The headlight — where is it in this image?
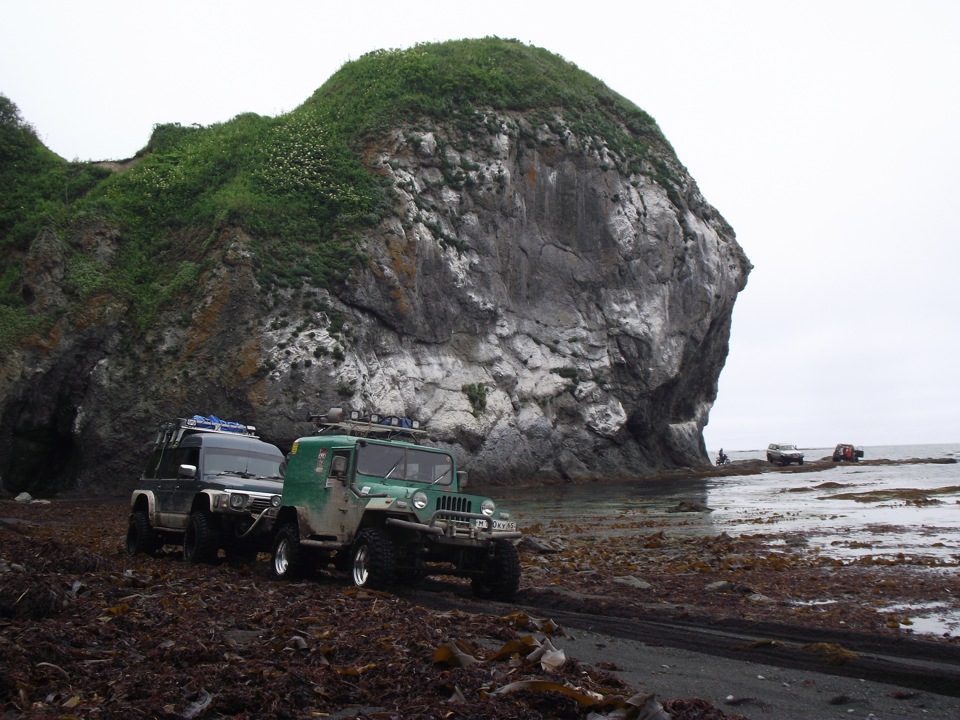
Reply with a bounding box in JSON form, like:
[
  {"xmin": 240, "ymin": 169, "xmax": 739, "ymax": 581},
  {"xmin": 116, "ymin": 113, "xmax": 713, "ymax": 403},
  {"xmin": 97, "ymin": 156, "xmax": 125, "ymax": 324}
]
[
  {"xmin": 270, "ymin": 495, "xmax": 282, "ymax": 508},
  {"xmin": 481, "ymin": 499, "xmax": 495, "ymax": 516},
  {"xmin": 229, "ymin": 493, "xmax": 247, "ymax": 510},
  {"xmin": 412, "ymin": 491, "xmax": 428, "ymax": 510}
]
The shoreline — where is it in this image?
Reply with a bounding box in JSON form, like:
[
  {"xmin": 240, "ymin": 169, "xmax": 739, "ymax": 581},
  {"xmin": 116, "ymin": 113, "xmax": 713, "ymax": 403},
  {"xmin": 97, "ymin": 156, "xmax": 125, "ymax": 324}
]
[{"xmin": 476, "ymin": 455, "xmax": 958, "ymax": 492}]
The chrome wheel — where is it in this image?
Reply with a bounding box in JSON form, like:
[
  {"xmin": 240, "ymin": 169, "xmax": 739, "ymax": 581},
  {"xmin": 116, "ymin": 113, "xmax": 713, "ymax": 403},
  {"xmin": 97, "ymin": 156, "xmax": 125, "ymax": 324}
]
[
  {"xmin": 273, "ymin": 536, "xmax": 291, "ymax": 576},
  {"xmin": 352, "ymin": 543, "xmax": 370, "ymax": 586},
  {"xmin": 349, "ymin": 529, "xmax": 395, "ymax": 589},
  {"xmin": 270, "ymin": 524, "xmax": 304, "ymax": 580}
]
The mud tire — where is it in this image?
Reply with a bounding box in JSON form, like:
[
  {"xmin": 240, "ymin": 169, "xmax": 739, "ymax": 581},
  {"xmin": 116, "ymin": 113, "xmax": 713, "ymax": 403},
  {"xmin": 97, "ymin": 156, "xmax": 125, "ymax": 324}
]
[
  {"xmin": 184, "ymin": 511, "xmax": 220, "ymax": 564},
  {"xmin": 126, "ymin": 511, "xmax": 159, "ymax": 557},
  {"xmin": 471, "ymin": 539, "xmax": 521, "ymax": 601},
  {"xmin": 351, "ymin": 528, "xmax": 395, "ymax": 589}
]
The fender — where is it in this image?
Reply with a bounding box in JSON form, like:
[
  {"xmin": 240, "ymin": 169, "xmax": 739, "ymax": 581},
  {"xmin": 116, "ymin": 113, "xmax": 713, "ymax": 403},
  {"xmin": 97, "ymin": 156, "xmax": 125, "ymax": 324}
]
[
  {"xmin": 129, "ymin": 490, "xmax": 158, "ymax": 524},
  {"xmin": 192, "ymin": 490, "xmax": 216, "ymax": 513}
]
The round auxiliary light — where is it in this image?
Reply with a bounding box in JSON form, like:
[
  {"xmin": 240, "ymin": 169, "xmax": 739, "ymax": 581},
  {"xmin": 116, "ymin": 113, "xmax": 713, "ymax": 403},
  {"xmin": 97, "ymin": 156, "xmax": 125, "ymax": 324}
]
[
  {"xmin": 412, "ymin": 491, "xmax": 428, "ymax": 510},
  {"xmin": 481, "ymin": 499, "xmax": 495, "ymax": 516},
  {"xmin": 229, "ymin": 493, "xmax": 247, "ymax": 510}
]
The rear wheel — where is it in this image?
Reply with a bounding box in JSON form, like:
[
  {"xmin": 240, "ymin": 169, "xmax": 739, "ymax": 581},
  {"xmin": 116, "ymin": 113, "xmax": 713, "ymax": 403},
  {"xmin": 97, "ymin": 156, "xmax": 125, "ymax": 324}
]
[
  {"xmin": 351, "ymin": 528, "xmax": 395, "ymax": 589},
  {"xmin": 184, "ymin": 511, "xmax": 220, "ymax": 563},
  {"xmin": 472, "ymin": 539, "xmax": 521, "ymax": 601},
  {"xmin": 126, "ymin": 511, "xmax": 158, "ymax": 557}
]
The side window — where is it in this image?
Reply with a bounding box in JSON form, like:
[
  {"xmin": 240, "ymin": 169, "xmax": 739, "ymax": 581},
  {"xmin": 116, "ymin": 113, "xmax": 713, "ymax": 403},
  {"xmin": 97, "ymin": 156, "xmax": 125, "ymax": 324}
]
[
  {"xmin": 143, "ymin": 449, "xmax": 163, "ymax": 478},
  {"xmin": 157, "ymin": 447, "xmax": 199, "ymax": 479},
  {"xmin": 182, "ymin": 447, "xmax": 200, "ymax": 474},
  {"xmin": 332, "ymin": 450, "xmax": 351, "ymax": 475}
]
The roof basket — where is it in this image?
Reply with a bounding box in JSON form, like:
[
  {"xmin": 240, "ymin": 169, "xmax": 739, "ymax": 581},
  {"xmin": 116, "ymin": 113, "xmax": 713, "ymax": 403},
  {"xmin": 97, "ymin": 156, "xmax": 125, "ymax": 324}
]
[
  {"xmin": 308, "ymin": 407, "xmax": 426, "ymax": 442},
  {"xmin": 155, "ymin": 414, "xmax": 258, "ymax": 447}
]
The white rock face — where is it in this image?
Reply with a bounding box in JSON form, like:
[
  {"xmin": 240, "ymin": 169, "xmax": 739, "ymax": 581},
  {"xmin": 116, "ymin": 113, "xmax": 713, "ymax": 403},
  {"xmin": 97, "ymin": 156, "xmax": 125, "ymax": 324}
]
[{"xmin": 259, "ymin": 112, "xmax": 751, "ymax": 483}]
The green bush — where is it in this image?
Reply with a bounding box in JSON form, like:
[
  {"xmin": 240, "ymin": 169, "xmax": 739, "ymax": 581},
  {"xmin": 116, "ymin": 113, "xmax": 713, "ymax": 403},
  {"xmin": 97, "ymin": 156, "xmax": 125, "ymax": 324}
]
[{"xmin": 462, "ymin": 383, "xmax": 488, "ymax": 414}]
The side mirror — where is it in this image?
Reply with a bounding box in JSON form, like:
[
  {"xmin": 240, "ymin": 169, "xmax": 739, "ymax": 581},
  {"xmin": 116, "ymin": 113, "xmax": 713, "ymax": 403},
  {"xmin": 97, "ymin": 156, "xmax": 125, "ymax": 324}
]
[
  {"xmin": 331, "ymin": 455, "xmax": 348, "ymax": 478},
  {"xmin": 457, "ymin": 470, "xmax": 468, "ymax": 488},
  {"xmin": 178, "ymin": 464, "xmax": 197, "ymax": 479}
]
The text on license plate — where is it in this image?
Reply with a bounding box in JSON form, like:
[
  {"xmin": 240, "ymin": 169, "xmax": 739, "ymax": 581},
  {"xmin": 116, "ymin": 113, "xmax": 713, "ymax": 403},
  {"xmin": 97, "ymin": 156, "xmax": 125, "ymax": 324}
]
[{"xmin": 474, "ymin": 518, "xmax": 517, "ymax": 531}]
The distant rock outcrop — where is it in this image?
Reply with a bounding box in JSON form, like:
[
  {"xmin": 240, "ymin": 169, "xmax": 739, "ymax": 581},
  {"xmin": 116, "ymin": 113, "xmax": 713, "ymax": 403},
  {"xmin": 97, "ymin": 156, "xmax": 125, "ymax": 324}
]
[{"xmin": 0, "ymin": 45, "xmax": 750, "ymax": 496}]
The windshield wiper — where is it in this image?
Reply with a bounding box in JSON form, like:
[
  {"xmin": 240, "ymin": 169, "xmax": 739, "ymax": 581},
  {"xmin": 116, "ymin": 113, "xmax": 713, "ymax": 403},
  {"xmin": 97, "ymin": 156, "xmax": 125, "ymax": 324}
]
[
  {"xmin": 432, "ymin": 468, "xmax": 451, "ymax": 485},
  {"xmin": 383, "ymin": 458, "xmax": 403, "ymax": 479}
]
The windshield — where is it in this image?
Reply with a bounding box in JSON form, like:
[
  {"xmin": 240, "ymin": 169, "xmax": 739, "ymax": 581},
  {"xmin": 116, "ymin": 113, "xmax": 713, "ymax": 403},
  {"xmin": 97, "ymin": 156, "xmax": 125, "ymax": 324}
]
[
  {"xmin": 781, "ymin": 445, "xmax": 798, "ymax": 451},
  {"xmin": 204, "ymin": 448, "xmax": 284, "ymax": 478},
  {"xmin": 356, "ymin": 444, "xmax": 453, "ymax": 485}
]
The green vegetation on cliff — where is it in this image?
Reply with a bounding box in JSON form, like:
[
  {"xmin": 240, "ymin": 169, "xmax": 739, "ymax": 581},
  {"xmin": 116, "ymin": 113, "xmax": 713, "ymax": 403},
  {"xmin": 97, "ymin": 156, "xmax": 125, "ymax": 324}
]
[
  {"xmin": 0, "ymin": 95, "xmax": 110, "ymax": 293},
  {"xmin": 1, "ymin": 38, "xmax": 676, "ymax": 350}
]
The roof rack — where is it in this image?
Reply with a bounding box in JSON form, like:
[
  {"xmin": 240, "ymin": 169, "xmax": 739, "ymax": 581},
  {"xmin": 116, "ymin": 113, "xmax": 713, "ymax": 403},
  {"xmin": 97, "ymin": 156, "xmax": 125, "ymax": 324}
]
[
  {"xmin": 155, "ymin": 415, "xmax": 258, "ymax": 448},
  {"xmin": 308, "ymin": 407, "xmax": 427, "ymax": 442}
]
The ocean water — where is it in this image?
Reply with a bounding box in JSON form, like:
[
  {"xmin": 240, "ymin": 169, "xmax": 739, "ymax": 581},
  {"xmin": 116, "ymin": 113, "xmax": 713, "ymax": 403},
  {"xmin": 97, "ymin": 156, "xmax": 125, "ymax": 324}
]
[
  {"xmin": 502, "ymin": 443, "xmax": 960, "ymax": 637},
  {"xmin": 713, "ymin": 443, "xmax": 960, "ymax": 464}
]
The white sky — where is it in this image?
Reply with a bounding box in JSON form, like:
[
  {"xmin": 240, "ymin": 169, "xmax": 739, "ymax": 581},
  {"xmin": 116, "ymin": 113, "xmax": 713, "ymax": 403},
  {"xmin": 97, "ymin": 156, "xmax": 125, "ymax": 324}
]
[{"xmin": 3, "ymin": 0, "xmax": 958, "ymax": 452}]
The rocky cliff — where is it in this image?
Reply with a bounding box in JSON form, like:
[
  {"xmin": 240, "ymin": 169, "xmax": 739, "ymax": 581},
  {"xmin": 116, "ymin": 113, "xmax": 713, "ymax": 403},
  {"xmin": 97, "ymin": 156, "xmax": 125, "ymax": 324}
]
[{"xmin": 0, "ymin": 40, "xmax": 750, "ymax": 495}]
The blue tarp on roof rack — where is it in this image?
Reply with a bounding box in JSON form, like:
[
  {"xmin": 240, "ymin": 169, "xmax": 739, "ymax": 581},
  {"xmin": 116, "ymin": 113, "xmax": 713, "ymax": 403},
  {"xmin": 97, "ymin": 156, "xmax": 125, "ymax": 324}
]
[
  {"xmin": 378, "ymin": 415, "xmax": 414, "ymax": 429},
  {"xmin": 192, "ymin": 415, "xmax": 247, "ymax": 433}
]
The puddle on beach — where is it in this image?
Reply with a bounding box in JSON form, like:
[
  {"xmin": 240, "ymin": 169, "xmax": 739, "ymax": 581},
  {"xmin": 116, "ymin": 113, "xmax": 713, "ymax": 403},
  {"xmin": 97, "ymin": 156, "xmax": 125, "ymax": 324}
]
[
  {"xmin": 501, "ymin": 452, "xmax": 960, "ymax": 637},
  {"xmin": 882, "ymin": 601, "xmax": 960, "ymax": 636}
]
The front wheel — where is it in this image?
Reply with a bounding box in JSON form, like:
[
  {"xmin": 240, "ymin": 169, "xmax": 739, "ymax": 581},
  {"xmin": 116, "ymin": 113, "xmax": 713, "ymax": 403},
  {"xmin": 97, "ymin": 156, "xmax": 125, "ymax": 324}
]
[
  {"xmin": 184, "ymin": 511, "xmax": 220, "ymax": 564},
  {"xmin": 271, "ymin": 524, "xmax": 305, "ymax": 580},
  {"xmin": 351, "ymin": 528, "xmax": 395, "ymax": 589},
  {"xmin": 126, "ymin": 511, "xmax": 159, "ymax": 557},
  {"xmin": 472, "ymin": 539, "xmax": 521, "ymax": 601}
]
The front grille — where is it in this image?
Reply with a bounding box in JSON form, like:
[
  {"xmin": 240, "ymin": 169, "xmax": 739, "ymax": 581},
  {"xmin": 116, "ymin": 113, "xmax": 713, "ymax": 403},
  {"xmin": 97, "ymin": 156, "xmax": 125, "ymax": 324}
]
[
  {"xmin": 436, "ymin": 495, "xmax": 472, "ymax": 514},
  {"xmin": 248, "ymin": 497, "xmax": 273, "ymax": 514}
]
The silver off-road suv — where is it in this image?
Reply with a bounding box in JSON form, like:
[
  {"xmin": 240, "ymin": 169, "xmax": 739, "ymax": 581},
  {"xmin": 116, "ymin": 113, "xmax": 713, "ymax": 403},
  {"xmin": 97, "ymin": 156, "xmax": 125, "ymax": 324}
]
[
  {"xmin": 767, "ymin": 443, "xmax": 805, "ymax": 466},
  {"xmin": 126, "ymin": 415, "xmax": 285, "ymax": 563}
]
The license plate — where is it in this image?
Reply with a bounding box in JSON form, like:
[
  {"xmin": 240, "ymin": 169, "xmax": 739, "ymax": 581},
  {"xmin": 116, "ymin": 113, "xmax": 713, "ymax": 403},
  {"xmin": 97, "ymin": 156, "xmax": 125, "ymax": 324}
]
[{"xmin": 475, "ymin": 518, "xmax": 517, "ymax": 531}]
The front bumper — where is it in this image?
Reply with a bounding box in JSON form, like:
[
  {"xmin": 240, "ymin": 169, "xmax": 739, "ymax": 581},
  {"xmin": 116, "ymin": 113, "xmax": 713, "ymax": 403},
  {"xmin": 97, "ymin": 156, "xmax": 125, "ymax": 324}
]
[{"xmin": 386, "ymin": 509, "xmax": 521, "ymax": 542}]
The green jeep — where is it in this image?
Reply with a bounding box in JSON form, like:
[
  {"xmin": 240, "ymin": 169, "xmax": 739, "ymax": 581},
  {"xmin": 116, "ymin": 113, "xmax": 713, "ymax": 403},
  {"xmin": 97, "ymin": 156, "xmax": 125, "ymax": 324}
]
[{"xmin": 270, "ymin": 408, "xmax": 522, "ymax": 601}]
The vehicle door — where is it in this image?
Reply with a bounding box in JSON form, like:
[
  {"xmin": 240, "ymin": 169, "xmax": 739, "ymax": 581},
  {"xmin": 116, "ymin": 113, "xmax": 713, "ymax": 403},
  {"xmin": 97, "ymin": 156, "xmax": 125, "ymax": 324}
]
[
  {"xmin": 155, "ymin": 443, "xmax": 200, "ymax": 530},
  {"xmin": 297, "ymin": 445, "xmax": 361, "ymax": 543}
]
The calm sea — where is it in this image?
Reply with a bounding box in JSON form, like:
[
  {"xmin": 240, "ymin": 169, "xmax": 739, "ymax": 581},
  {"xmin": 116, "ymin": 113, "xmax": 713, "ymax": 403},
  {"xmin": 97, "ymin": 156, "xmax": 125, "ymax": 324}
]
[
  {"xmin": 713, "ymin": 442, "xmax": 960, "ymax": 463},
  {"xmin": 502, "ymin": 443, "xmax": 960, "ymax": 636}
]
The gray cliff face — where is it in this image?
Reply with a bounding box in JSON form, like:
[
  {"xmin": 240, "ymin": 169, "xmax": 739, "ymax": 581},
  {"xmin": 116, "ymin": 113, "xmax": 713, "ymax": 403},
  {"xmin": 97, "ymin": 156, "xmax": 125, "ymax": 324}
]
[
  {"xmin": 0, "ymin": 112, "xmax": 749, "ymax": 496},
  {"xmin": 255, "ymin": 113, "xmax": 749, "ymax": 484}
]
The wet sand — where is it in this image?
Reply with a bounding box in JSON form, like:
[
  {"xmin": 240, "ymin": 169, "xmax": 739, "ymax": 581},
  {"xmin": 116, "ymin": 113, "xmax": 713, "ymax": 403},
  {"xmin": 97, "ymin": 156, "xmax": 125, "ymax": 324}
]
[{"xmin": 483, "ymin": 454, "xmax": 960, "ymax": 717}]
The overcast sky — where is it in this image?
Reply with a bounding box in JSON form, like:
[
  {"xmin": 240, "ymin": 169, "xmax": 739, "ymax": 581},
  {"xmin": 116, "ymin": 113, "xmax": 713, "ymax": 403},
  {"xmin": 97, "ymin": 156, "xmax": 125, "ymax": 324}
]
[{"xmin": 3, "ymin": 1, "xmax": 958, "ymax": 452}]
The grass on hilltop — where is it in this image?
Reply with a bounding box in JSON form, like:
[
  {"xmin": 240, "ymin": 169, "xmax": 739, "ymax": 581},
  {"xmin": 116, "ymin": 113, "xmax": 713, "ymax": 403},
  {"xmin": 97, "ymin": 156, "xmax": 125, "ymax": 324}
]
[{"xmin": 0, "ymin": 38, "xmax": 675, "ymax": 349}]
